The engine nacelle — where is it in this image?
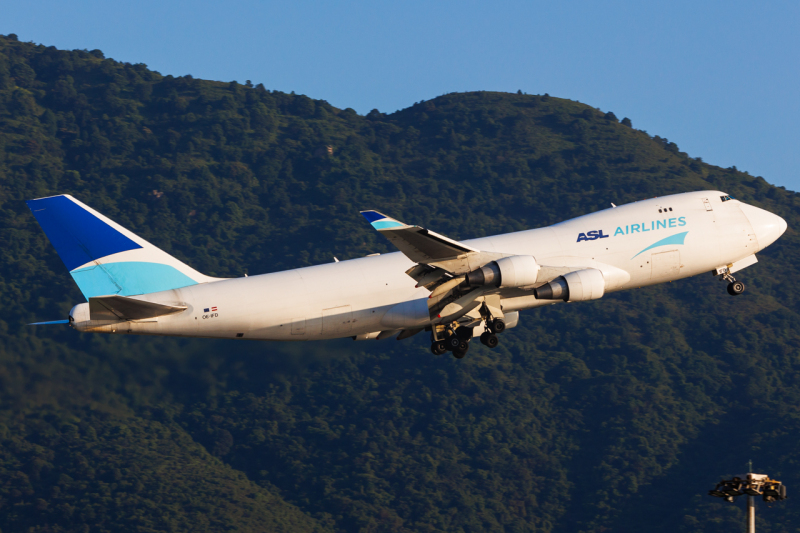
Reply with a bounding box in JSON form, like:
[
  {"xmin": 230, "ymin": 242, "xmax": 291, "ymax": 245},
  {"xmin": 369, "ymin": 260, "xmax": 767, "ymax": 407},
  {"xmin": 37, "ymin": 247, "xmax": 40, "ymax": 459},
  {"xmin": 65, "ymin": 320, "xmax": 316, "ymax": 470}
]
[
  {"xmin": 533, "ymin": 268, "xmax": 605, "ymax": 302},
  {"xmin": 464, "ymin": 255, "xmax": 539, "ymax": 289}
]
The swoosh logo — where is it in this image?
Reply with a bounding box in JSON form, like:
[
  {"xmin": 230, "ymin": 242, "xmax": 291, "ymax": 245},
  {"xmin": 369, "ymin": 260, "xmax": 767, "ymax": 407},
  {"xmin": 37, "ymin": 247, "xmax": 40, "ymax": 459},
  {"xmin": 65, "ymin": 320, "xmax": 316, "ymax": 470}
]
[{"xmin": 631, "ymin": 231, "xmax": 689, "ymax": 259}]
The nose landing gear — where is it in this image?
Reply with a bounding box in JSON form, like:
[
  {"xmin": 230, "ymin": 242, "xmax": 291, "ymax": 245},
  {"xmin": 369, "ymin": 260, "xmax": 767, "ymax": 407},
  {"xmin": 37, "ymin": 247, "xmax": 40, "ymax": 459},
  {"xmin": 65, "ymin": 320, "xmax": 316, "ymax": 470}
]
[
  {"xmin": 717, "ymin": 267, "xmax": 746, "ymax": 296},
  {"xmin": 727, "ymin": 280, "xmax": 746, "ymax": 296}
]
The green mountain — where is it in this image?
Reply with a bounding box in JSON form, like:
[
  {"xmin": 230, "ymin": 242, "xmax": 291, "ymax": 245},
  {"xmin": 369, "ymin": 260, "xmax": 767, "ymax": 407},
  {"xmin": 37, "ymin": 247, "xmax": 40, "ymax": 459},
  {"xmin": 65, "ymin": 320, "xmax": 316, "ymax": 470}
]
[{"xmin": 1, "ymin": 33, "xmax": 799, "ymax": 532}]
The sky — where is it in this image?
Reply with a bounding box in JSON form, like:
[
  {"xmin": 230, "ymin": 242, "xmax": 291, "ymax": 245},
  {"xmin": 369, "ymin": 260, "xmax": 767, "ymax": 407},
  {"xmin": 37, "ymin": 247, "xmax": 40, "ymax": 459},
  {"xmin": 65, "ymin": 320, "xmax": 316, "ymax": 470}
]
[{"xmin": 3, "ymin": 0, "xmax": 799, "ymax": 191}]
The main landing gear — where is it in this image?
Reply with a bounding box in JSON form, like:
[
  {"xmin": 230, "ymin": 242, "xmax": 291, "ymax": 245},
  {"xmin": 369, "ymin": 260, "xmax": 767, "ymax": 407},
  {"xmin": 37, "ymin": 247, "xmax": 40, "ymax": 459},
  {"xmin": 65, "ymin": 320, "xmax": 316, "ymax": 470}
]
[
  {"xmin": 478, "ymin": 317, "xmax": 503, "ymax": 350},
  {"xmin": 480, "ymin": 331, "xmax": 499, "ymax": 348},
  {"xmin": 429, "ymin": 307, "xmax": 505, "ymax": 359}
]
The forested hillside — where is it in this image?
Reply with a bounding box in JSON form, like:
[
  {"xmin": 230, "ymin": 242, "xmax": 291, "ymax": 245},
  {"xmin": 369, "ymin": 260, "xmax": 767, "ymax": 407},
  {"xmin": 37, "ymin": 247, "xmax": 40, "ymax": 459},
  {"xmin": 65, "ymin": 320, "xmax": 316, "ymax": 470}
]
[{"xmin": 1, "ymin": 33, "xmax": 799, "ymax": 532}]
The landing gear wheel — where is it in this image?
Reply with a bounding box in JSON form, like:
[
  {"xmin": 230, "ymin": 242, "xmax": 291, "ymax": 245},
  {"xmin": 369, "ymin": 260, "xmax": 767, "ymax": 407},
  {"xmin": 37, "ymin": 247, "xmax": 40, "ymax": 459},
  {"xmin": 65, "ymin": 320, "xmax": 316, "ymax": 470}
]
[
  {"xmin": 446, "ymin": 335, "xmax": 462, "ymax": 350},
  {"xmin": 452, "ymin": 348, "xmax": 468, "ymax": 359},
  {"xmin": 457, "ymin": 339, "xmax": 469, "ymax": 352},
  {"xmin": 489, "ymin": 319, "xmax": 506, "ymax": 334},
  {"xmin": 431, "ymin": 341, "xmax": 447, "ymax": 355},
  {"xmin": 727, "ymin": 281, "xmax": 745, "ymax": 296},
  {"xmin": 480, "ymin": 332, "xmax": 499, "ymax": 348}
]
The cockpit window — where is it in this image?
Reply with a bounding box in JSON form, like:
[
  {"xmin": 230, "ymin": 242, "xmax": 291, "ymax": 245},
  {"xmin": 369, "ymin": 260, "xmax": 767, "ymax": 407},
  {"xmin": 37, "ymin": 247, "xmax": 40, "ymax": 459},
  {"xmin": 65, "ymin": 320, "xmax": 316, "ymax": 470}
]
[{"xmin": 720, "ymin": 195, "xmax": 735, "ymax": 202}]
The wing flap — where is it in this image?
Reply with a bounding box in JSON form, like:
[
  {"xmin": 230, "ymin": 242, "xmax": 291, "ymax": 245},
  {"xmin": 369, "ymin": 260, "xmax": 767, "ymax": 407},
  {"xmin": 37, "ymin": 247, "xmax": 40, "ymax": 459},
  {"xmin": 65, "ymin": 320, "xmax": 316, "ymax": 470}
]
[{"xmin": 89, "ymin": 295, "xmax": 187, "ymax": 321}]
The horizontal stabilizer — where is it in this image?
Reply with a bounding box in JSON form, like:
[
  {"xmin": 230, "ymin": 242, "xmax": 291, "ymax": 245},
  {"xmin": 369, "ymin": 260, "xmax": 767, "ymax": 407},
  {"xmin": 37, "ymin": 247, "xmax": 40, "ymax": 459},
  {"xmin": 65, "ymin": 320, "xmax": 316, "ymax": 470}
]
[
  {"xmin": 89, "ymin": 295, "xmax": 187, "ymax": 321},
  {"xmin": 360, "ymin": 210, "xmax": 477, "ymax": 263}
]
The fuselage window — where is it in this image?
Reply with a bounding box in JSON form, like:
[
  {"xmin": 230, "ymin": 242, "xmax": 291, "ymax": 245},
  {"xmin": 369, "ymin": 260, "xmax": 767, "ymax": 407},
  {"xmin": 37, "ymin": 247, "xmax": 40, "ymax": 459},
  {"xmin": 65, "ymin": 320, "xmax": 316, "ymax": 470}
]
[{"xmin": 720, "ymin": 195, "xmax": 735, "ymax": 202}]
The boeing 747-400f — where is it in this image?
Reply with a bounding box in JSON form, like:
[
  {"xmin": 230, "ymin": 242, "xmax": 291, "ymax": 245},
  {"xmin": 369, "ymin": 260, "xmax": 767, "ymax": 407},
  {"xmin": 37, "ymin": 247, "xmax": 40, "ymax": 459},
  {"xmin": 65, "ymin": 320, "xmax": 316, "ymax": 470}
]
[{"xmin": 27, "ymin": 191, "xmax": 786, "ymax": 358}]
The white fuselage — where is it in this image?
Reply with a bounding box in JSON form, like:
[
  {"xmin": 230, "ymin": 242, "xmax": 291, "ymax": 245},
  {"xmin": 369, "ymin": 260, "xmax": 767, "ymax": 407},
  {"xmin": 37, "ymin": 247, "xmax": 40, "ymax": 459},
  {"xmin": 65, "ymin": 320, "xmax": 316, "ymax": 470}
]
[{"xmin": 70, "ymin": 191, "xmax": 786, "ymax": 341}]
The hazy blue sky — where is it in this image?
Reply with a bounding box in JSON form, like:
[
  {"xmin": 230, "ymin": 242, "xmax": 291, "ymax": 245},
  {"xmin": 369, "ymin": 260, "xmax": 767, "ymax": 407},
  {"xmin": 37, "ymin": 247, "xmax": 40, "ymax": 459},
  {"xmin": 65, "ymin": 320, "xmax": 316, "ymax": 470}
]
[{"xmin": 4, "ymin": 1, "xmax": 799, "ymax": 191}]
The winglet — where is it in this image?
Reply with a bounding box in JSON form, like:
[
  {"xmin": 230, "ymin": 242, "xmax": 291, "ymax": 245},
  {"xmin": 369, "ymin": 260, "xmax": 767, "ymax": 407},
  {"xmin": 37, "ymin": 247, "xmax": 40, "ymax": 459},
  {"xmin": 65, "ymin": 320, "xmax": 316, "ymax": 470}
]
[{"xmin": 360, "ymin": 211, "xmax": 407, "ymax": 230}]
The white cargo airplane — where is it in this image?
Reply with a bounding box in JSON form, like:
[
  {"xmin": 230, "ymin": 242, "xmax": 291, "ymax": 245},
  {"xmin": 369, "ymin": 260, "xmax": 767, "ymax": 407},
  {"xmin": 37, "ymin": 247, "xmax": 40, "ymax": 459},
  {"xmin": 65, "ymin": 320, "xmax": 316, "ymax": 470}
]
[{"xmin": 28, "ymin": 191, "xmax": 786, "ymax": 358}]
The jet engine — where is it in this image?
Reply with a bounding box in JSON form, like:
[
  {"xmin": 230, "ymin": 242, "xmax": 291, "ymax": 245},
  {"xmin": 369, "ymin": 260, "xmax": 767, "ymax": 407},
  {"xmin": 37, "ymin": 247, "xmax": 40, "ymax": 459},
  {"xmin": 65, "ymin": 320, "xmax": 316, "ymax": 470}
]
[
  {"xmin": 464, "ymin": 255, "xmax": 539, "ymax": 289},
  {"xmin": 533, "ymin": 268, "xmax": 605, "ymax": 302}
]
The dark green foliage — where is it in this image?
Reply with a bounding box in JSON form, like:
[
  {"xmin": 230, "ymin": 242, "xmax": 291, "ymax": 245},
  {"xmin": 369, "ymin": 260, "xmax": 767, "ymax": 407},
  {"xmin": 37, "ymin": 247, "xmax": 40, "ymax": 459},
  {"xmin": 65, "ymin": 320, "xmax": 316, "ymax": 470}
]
[
  {"xmin": 1, "ymin": 34, "xmax": 800, "ymax": 532},
  {"xmin": 0, "ymin": 407, "xmax": 323, "ymax": 532}
]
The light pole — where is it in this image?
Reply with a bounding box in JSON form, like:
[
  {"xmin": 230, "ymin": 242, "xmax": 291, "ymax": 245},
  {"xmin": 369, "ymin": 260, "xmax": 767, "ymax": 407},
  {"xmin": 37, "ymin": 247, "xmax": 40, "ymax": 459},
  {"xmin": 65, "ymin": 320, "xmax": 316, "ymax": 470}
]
[{"xmin": 708, "ymin": 465, "xmax": 786, "ymax": 533}]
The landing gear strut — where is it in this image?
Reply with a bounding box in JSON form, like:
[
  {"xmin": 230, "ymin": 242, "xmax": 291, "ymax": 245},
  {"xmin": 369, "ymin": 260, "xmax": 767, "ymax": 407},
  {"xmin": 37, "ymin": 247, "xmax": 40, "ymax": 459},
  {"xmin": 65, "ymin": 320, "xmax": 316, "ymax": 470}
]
[{"xmin": 479, "ymin": 303, "xmax": 502, "ymax": 348}]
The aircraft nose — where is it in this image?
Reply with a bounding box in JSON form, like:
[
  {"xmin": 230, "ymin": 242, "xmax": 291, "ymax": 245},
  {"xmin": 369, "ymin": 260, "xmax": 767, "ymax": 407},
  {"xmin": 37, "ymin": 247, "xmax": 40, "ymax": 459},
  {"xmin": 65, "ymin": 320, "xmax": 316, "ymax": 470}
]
[{"xmin": 739, "ymin": 203, "xmax": 788, "ymax": 250}]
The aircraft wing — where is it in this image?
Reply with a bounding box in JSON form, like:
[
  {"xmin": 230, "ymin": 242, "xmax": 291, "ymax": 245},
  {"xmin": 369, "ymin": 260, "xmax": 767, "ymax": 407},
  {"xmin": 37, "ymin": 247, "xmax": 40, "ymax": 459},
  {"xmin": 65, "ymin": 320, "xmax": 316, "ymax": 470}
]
[
  {"xmin": 360, "ymin": 210, "xmax": 508, "ymax": 297},
  {"xmin": 360, "ymin": 211, "xmax": 478, "ymax": 264}
]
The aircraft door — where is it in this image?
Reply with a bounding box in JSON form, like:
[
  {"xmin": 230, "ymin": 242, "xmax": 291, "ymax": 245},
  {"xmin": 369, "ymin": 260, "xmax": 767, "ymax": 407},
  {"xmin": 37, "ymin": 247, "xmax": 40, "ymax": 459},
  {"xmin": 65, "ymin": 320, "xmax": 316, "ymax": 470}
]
[
  {"xmin": 651, "ymin": 250, "xmax": 681, "ymax": 280},
  {"xmin": 322, "ymin": 305, "xmax": 353, "ymax": 336}
]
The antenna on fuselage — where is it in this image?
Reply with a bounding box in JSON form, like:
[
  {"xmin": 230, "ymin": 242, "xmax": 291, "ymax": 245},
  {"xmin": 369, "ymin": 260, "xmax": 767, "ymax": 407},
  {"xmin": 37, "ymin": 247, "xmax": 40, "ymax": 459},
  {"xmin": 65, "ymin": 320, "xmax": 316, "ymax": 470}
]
[{"xmin": 611, "ymin": 203, "xmax": 617, "ymax": 208}]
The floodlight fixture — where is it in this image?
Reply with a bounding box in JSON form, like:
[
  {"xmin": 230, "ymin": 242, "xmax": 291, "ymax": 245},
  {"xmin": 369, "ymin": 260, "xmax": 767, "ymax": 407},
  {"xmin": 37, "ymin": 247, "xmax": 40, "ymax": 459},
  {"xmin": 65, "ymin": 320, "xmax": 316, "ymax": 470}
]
[{"xmin": 708, "ymin": 466, "xmax": 786, "ymax": 533}]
